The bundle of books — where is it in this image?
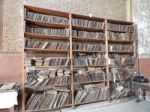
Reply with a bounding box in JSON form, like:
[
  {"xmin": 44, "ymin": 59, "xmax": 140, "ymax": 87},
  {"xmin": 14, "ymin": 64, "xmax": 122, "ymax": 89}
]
[
  {"xmin": 25, "ymin": 68, "xmax": 71, "ymax": 87},
  {"xmin": 26, "ymin": 87, "xmax": 70, "ymax": 110},
  {"xmin": 73, "ymin": 43, "xmax": 105, "ymax": 52},
  {"xmin": 72, "ymin": 30, "xmax": 105, "ymax": 39},
  {"xmin": 26, "ymin": 11, "xmax": 69, "ymax": 25},
  {"xmin": 26, "ymin": 25, "xmax": 70, "ymax": 36},
  {"xmin": 74, "ymin": 57, "xmax": 106, "ymax": 66},
  {"xmin": 109, "ymin": 44, "xmax": 134, "ymax": 52},
  {"xmin": 107, "ymin": 23, "xmax": 134, "ymax": 32},
  {"xmin": 108, "ymin": 31, "xmax": 134, "ymax": 40},
  {"xmin": 74, "ymin": 83, "xmax": 109, "ymax": 104},
  {"xmin": 72, "ymin": 18, "xmax": 104, "ymax": 29},
  {"xmin": 25, "ymin": 39, "xmax": 70, "ymax": 50}
]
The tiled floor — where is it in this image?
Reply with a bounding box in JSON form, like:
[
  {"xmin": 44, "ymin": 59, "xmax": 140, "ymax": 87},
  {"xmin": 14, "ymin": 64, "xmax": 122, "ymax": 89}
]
[{"xmin": 60, "ymin": 97, "xmax": 150, "ymax": 112}]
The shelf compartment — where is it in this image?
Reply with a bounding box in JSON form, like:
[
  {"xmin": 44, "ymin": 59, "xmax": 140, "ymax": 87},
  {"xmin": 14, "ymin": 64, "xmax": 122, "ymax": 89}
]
[
  {"xmin": 108, "ymin": 40, "xmax": 134, "ymax": 44},
  {"xmin": 24, "ymin": 32, "xmax": 70, "ymax": 40},
  {"xmin": 72, "ymin": 36, "xmax": 105, "ymax": 43},
  {"xmin": 26, "ymin": 19, "xmax": 69, "ymax": 28},
  {"xmin": 74, "ymin": 80, "xmax": 107, "ymax": 85},
  {"xmin": 72, "ymin": 25, "xmax": 105, "ymax": 32},
  {"xmin": 24, "ymin": 48, "xmax": 69, "ymax": 53}
]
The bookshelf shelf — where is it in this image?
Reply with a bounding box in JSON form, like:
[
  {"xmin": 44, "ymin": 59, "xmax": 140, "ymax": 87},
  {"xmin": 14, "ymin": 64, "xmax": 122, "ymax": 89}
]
[
  {"xmin": 25, "ymin": 84, "xmax": 70, "ymax": 90},
  {"xmin": 26, "ymin": 19, "xmax": 69, "ymax": 28},
  {"xmin": 24, "ymin": 32, "xmax": 70, "ymax": 40},
  {"xmin": 25, "ymin": 104, "xmax": 72, "ymax": 112},
  {"xmin": 72, "ymin": 26, "xmax": 105, "ymax": 32},
  {"xmin": 74, "ymin": 80, "xmax": 106, "ymax": 85},
  {"xmin": 73, "ymin": 50, "xmax": 105, "ymax": 53},
  {"xmin": 109, "ymin": 51, "xmax": 134, "ymax": 54},
  {"xmin": 23, "ymin": 5, "xmax": 137, "ymax": 111},
  {"xmin": 107, "ymin": 29, "xmax": 133, "ymax": 33},
  {"xmin": 72, "ymin": 36, "xmax": 105, "ymax": 43},
  {"xmin": 74, "ymin": 65, "xmax": 106, "ymax": 67},
  {"xmin": 24, "ymin": 48, "xmax": 69, "ymax": 53},
  {"xmin": 108, "ymin": 40, "xmax": 134, "ymax": 44}
]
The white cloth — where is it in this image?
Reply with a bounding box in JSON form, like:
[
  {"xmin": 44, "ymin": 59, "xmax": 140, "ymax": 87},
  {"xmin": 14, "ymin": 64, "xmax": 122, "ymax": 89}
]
[{"xmin": 0, "ymin": 91, "xmax": 18, "ymax": 109}]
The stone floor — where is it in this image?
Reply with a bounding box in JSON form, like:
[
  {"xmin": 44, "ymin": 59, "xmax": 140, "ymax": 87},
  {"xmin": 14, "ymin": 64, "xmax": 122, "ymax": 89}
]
[{"xmin": 60, "ymin": 97, "xmax": 150, "ymax": 112}]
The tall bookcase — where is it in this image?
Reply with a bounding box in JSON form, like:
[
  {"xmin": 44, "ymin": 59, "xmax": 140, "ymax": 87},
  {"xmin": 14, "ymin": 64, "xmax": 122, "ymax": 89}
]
[{"xmin": 23, "ymin": 5, "xmax": 137, "ymax": 111}]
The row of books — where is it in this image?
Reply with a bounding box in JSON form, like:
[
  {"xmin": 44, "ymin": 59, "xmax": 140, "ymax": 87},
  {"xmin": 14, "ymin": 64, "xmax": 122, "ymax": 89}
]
[
  {"xmin": 74, "ymin": 57, "xmax": 106, "ymax": 66},
  {"xmin": 109, "ymin": 44, "xmax": 134, "ymax": 52},
  {"xmin": 109, "ymin": 54, "xmax": 131, "ymax": 60},
  {"xmin": 74, "ymin": 73, "xmax": 105, "ymax": 83},
  {"xmin": 108, "ymin": 32, "xmax": 134, "ymax": 41},
  {"xmin": 110, "ymin": 65, "xmax": 136, "ymax": 82},
  {"xmin": 122, "ymin": 57, "xmax": 136, "ymax": 65},
  {"xmin": 26, "ymin": 25, "xmax": 70, "ymax": 36},
  {"xmin": 111, "ymin": 81, "xmax": 134, "ymax": 99},
  {"xmin": 25, "ymin": 57, "xmax": 106, "ymax": 67},
  {"xmin": 73, "ymin": 43, "xmax": 105, "ymax": 52},
  {"xmin": 72, "ymin": 18, "xmax": 104, "ymax": 29},
  {"xmin": 26, "ymin": 87, "xmax": 70, "ymax": 110},
  {"xmin": 74, "ymin": 67, "xmax": 105, "ymax": 75},
  {"xmin": 25, "ymin": 57, "xmax": 70, "ymax": 66},
  {"xmin": 25, "ymin": 39, "xmax": 70, "ymax": 50},
  {"xmin": 26, "ymin": 11, "xmax": 69, "ymax": 25},
  {"xmin": 72, "ymin": 30, "xmax": 105, "ymax": 39},
  {"xmin": 107, "ymin": 23, "xmax": 134, "ymax": 32},
  {"xmin": 75, "ymin": 84, "xmax": 109, "ymax": 104},
  {"xmin": 26, "ymin": 75, "xmax": 70, "ymax": 87}
]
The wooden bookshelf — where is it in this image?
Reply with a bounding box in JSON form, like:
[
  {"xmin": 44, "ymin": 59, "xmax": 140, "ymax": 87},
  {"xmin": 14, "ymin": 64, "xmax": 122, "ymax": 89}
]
[{"xmin": 23, "ymin": 5, "xmax": 137, "ymax": 111}]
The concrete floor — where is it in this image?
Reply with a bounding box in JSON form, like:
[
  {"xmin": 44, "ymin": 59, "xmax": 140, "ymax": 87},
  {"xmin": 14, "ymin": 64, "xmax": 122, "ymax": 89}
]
[{"xmin": 59, "ymin": 97, "xmax": 150, "ymax": 112}]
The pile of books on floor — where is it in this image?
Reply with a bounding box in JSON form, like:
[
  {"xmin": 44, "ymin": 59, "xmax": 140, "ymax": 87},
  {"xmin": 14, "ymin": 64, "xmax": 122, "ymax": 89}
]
[
  {"xmin": 107, "ymin": 23, "xmax": 134, "ymax": 32},
  {"xmin": 26, "ymin": 25, "xmax": 70, "ymax": 36},
  {"xmin": 26, "ymin": 87, "xmax": 70, "ymax": 110},
  {"xmin": 72, "ymin": 18, "xmax": 104, "ymax": 29},
  {"xmin": 0, "ymin": 83, "xmax": 19, "ymax": 91},
  {"xmin": 74, "ymin": 83, "xmax": 109, "ymax": 104},
  {"xmin": 26, "ymin": 11, "xmax": 69, "ymax": 25},
  {"xmin": 72, "ymin": 30, "xmax": 105, "ymax": 39},
  {"xmin": 25, "ymin": 68, "xmax": 71, "ymax": 87},
  {"xmin": 73, "ymin": 43, "xmax": 105, "ymax": 52},
  {"xmin": 108, "ymin": 31, "xmax": 134, "ymax": 40},
  {"xmin": 25, "ymin": 39, "xmax": 70, "ymax": 50}
]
